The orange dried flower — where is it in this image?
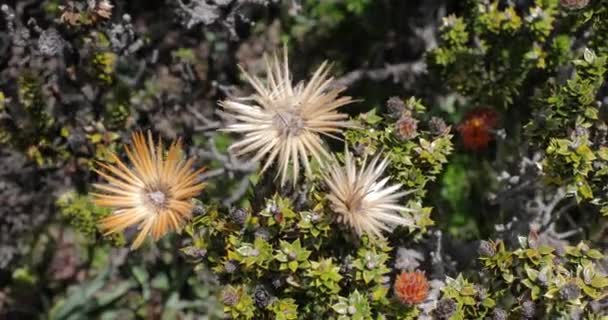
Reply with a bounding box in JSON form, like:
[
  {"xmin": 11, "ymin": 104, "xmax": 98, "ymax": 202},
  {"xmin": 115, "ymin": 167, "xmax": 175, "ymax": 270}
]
[
  {"xmin": 92, "ymin": 131, "xmax": 205, "ymax": 249},
  {"xmin": 457, "ymin": 107, "xmax": 498, "ymax": 151},
  {"xmin": 394, "ymin": 270, "xmax": 429, "ymax": 305}
]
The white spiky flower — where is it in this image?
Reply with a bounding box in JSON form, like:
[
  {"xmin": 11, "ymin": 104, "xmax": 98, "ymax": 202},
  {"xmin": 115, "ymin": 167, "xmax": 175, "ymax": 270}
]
[
  {"xmin": 323, "ymin": 148, "xmax": 415, "ymax": 238},
  {"xmin": 220, "ymin": 46, "xmax": 355, "ymax": 186}
]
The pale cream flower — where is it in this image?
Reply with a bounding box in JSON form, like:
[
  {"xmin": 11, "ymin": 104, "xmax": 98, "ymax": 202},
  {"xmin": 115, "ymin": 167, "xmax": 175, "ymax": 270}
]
[
  {"xmin": 323, "ymin": 148, "xmax": 415, "ymax": 238},
  {"xmin": 92, "ymin": 131, "xmax": 205, "ymax": 249},
  {"xmin": 221, "ymin": 47, "xmax": 355, "ymax": 186}
]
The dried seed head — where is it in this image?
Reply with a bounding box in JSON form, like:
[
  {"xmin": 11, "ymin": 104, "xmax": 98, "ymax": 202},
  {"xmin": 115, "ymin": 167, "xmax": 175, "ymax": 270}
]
[
  {"xmin": 522, "ymin": 300, "xmax": 536, "ymax": 319},
  {"xmin": 428, "ymin": 116, "xmax": 449, "ymax": 136},
  {"xmin": 478, "ymin": 240, "xmax": 496, "ymax": 257},
  {"xmin": 560, "ymin": 282, "xmax": 581, "ymax": 300},
  {"xmin": 396, "ymin": 116, "xmax": 419, "ymax": 140},
  {"xmin": 229, "ymin": 208, "xmax": 249, "ymax": 225},
  {"xmin": 434, "ymin": 298, "xmax": 457, "ymax": 319},
  {"xmin": 386, "ymin": 96, "xmax": 405, "ymax": 117},
  {"xmin": 323, "ymin": 148, "xmax": 415, "ymax": 239}
]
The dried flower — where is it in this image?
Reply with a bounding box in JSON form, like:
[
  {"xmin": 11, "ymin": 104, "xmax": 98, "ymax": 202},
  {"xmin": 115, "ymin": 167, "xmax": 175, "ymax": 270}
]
[
  {"xmin": 323, "ymin": 148, "xmax": 415, "ymax": 238},
  {"xmin": 221, "ymin": 46, "xmax": 355, "ymax": 186},
  {"xmin": 492, "ymin": 308, "xmax": 508, "ymax": 320},
  {"xmin": 253, "ymin": 284, "xmax": 273, "ymax": 308},
  {"xmin": 560, "ymin": 282, "xmax": 581, "ymax": 300},
  {"xmin": 229, "ymin": 208, "xmax": 249, "ymax": 225},
  {"xmin": 396, "ymin": 115, "xmax": 419, "ymax": 140},
  {"xmin": 386, "ymin": 96, "xmax": 405, "ymax": 117},
  {"xmin": 92, "ymin": 131, "xmax": 205, "ymax": 249},
  {"xmin": 457, "ymin": 107, "xmax": 498, "ymax": 151},
  {"xmin": 394, "ymin": 270, "xmax": 430, "ymax": 305},
  {"xmin": 428, "ymin": 116, "xmax": 450, "ymax": 136},
  {"xmin": 221, "ymin": 286, "xmax": 240, "ymax": 306},
  {"xmin": 478, "ymin": 240, "xmax": 496, "ymax": 257},
  {"xmin": 560, "ymin": 0, "xmax": 590, "ymax": 10},
  {"xmin": 521, "ymin": 300, "xmax": 535, "ymax": 319},
  {"xmin": 434, "ymin": 298, "xmax": 457, "ymax": 319}
]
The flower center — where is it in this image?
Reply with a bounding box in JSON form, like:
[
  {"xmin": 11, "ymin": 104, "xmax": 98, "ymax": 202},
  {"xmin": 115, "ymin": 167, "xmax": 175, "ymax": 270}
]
[
  {"xmin": 147, "ymin": 191, "xmax": 166, "ymax": 206},
  {"xmin": 345, "ymin": 192, "xmax": 364, "ymax": 214},
  {"xmin": 272, "ymin": 109, "xmax": 304, "ymax": 137},
  {"xmin": 142, "ymin": 184, "xmax": 171, "ymax": 211}
]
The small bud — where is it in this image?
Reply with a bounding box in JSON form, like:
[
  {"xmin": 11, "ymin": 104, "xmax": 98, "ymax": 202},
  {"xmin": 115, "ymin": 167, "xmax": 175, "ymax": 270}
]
[
  {"xmin": 396, "ymin": 116, "xmax": 419, "ymax": 140},
  {"xmin": 224, "ymin": 260, "xmax": 238, "ymax": 273},
  {"xmin": 522, "ymin": 300, "xmax": 535, "ymax": 319},
  {"xmin": 560, "ymin": 283, "xmax": 581, "ymax": 300},
  {"xmin": 478, "ymin": 240, "xmax": 496, "ymax": 257},
  {"xmin": 229, "ymin": 208, "xmax": 248, "ymax": 225},
  {"xmin": 428, "ymin": 116, "xmax": 449, "ymax": 136},
  {"xmin": 253, "ymin": 285, "xmax": 272, "ymax": 308},
  {"xmin": 271, "ymin": 277, "xmax": 284, "ymax": 289},
  {"xmin": 386, "ymin": 96, "xmax": 405, "ymax": 117},
  {"xmin": 434, "ymin": 298, "xmax": 457, "ymax": 319},
  {"xmin": 221, "ymin": 287, "xmax": 240, "ymax": 306},
  {"xmin": 492, "ymin": 308, "xmax": 508, "ymax": 320}
]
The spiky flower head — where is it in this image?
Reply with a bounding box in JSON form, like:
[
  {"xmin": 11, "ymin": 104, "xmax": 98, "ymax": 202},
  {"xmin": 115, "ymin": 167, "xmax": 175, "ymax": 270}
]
[
  {"xmin": 394, "ymin": 270, "xmax": 429, "ymax": 305},
  {"xmin": 221, "ymin": 46, "xmax": 355, "ymax": 186},
  {"xmin": 322, "ymin": 148, "xmax": 414, "ymax": 238},
  {"xmin": 92, "ymin": 131, "xmax": 205, "ymax": 249}
]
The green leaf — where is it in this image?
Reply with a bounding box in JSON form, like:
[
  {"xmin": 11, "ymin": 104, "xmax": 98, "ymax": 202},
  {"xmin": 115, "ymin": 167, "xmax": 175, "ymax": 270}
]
[{"xmin": 590, "ymin": 276, "xmax": 608, "ymax": 289}]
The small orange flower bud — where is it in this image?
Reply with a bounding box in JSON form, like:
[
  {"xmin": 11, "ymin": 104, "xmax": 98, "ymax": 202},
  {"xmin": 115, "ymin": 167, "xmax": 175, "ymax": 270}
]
[
  {"xmin": 394, "ymin": 270, "xmax": 430, "ymax": 305},
  {"xmin": 457, "ymin": 107, "xmax": 498, "ymax": 151},
  {"xmin": 396, "ymin": 116, "xmax": 419, "ymax": 140}
]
